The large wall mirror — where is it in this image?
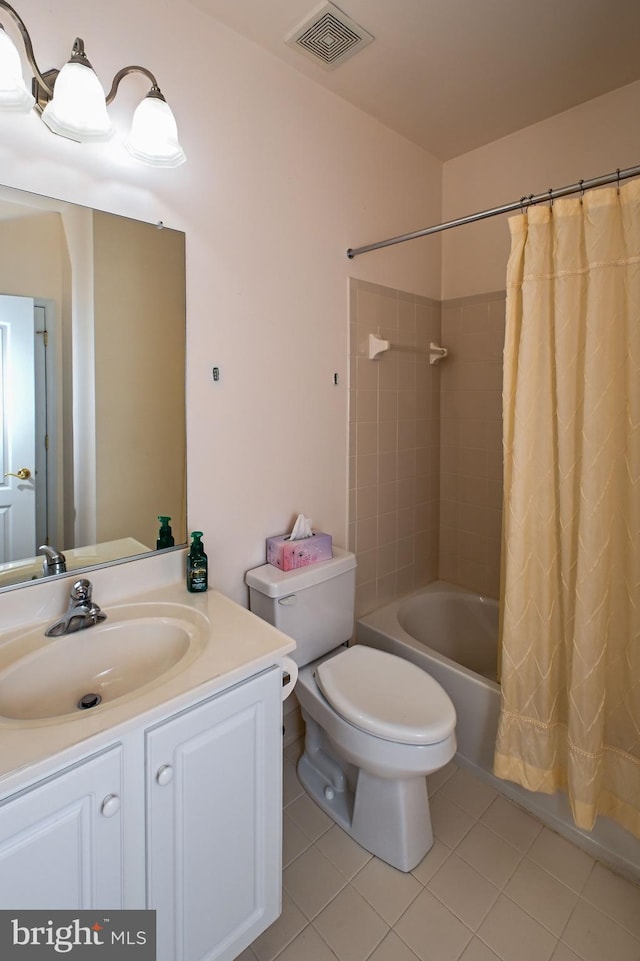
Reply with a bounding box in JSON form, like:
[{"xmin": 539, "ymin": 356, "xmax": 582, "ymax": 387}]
[{"xmin": 0, "ymin": 184, "xmax": 186, "ymax": 591}]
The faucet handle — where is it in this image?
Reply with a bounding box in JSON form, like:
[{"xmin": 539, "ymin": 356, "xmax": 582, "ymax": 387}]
[
  {"xmin": 39, "ymin": 544, "xmax": 65, "ymax": 561},
  {"xmin": 70, "ymin": 578, "xmax": 93, "ymax": 601},
  {"xmin": 39, "ymin": 544, "xmax": 67, "ymax": 576}
]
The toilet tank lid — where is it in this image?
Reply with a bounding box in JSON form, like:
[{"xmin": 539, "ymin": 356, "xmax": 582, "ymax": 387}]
[{"xmin": 245, "ymin": 547, "xmax": 356, "ymax": 598}]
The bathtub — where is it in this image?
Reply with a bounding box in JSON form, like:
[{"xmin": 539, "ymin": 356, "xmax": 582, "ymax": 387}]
[
  {"xmin": 356, "ymin": 581, "xmax": 640, "ymax": 881},
  {"xmin": 357, "ymin": 582, "xmax": 501, "ymax": 774}
]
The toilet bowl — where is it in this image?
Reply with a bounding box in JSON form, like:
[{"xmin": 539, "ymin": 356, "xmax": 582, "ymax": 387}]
[
  {"xmin": 245, "ymin": 548, "xmax": 457, "ymax": 871},
  {"xmin": 295, "ymin": 645, "xmax": 456, "ymax": 870}
]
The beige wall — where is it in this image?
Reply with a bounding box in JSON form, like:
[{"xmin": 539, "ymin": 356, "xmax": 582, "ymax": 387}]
[
  {"xmin": 442, "ymin": 80, "xmax": 640, "ymax": 300},
  {"xmin": 93, "ymin": 211, "xmax": 186, "ymax": 550},
  {"xmin": 439, "ymin": 292, "xmax": 505, "ymax": 597},
  {"xmin": 349, "ymin": 280, "xmax": 440, "ymax": 616},
  {"xmin": 0, "ymin": 213, "xmax": 66, "ymax": 301}
]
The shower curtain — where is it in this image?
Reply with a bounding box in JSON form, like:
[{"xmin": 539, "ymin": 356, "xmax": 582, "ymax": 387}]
[{"xmin": 494, "ymin": 177, "xmax": 640, "ymax": 837}]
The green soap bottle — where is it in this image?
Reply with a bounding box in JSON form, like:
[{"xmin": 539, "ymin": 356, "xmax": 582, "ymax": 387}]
[
  {"xmin": 187, "ymin": 531, "xmax": 208, "ymax": 593},
  {"xmin": 157, "ymin": 516, "xmax": 175, "ymax": 550}
]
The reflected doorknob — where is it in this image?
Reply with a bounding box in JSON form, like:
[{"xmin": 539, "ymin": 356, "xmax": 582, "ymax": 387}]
[{"xmin": 4, "ymin": 467, "xmax": 32, "ymax": 481}]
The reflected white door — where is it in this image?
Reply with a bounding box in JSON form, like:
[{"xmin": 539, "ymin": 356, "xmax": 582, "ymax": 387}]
[{"xmin": 0, "ymin": 295, "xmax": 36, "ymax": 562}]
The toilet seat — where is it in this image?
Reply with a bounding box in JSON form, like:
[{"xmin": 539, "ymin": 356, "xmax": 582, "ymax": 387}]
[{"xmin": 315, "ymin": 645, "xmax": 456, "ymax": 746}]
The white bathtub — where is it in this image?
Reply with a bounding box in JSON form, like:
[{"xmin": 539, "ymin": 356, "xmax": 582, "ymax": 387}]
[
  {"xmin": 356, "ymin": 581, "xmax": 640, "ymax": 882},
  {"xmin": 397, "ymin": 586, "xmax": 499, "ymax": 679},
  {"xmin": 357, "ymin": 582, "xmax": 501, "ymax": 774}
]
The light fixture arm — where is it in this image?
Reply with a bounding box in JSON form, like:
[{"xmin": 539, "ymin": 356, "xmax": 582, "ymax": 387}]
[
  {"xmin": 0, "ymin": 0, "xmax": 54, "ymax": 96},
  {"xmin": 105, "ymin": 65, "xmax": 165, "ymax": 105},
  {"xmin": 0, "ymin": 2, "xmax": 185, "ymax": 165},
  {"xmin": 0, "ymin": 4, "xmax": 165, "ymax": 105}
]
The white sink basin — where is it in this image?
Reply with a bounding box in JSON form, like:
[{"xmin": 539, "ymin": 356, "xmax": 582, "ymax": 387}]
[{"xmin": 0, "ymin": 603, "xmax": 209, "ymax": 721}]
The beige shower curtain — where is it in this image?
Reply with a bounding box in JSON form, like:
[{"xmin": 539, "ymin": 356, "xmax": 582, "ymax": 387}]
[{"xmin": 494, "ymin": 177, "xmax": 640, "ymax": 837}]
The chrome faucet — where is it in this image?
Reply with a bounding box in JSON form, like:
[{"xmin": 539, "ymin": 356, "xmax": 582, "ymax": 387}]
[
  {"xmin": 39, "ymin": 544, "xmax": 67, "ymax": 577},
  {"xmin": 44, "ymin": 579, "xmax": 107, "ymax": 637}
]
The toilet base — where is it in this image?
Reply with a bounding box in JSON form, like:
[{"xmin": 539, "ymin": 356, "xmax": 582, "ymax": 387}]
[{"xmin": 297, "ymin": 714, "xmax": 433, "ymax": 872}]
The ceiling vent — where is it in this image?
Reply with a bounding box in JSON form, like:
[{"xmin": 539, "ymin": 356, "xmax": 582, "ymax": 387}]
[{"xmin": 285, "ymin": 3, "xmax": 374, "ymax": 70}]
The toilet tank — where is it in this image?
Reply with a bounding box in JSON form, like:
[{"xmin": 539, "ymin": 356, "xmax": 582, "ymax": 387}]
[{"xmin": 245, "ymin": 547, "xmax": 356, "ymax": 667}]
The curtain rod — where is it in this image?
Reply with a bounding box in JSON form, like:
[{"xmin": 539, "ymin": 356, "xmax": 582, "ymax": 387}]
[{"xmin": 346, "ymin": 163, "xmax": 640, "ymax": 259}]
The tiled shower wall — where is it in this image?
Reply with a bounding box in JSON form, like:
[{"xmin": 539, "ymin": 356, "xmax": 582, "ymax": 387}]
[
  {"xmin": 348, "ymin": 280, "xmax": 505, "ymax": 616},
  {"xmin": 439, "ymin": 292, "xmax": 505, "ymax": 599},
  {"xmin": 348, "ymin": 280, "xmax": 441, "ymax": 617}
]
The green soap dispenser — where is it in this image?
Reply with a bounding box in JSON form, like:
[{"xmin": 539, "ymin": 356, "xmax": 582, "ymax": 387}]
[
  {"xmin": 187, "ymin": 531, "xmax": 208, "ymax": 593},
  {"xmin": 157, "ymin": 516, "xmax": 175, "ymax": 550}
]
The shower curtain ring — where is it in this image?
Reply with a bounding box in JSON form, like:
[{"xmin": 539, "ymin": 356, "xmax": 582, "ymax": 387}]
[
  {"xmin": 616, "ymin": 168, "xmax": 621, "ymax": 195},
  {"xmin": 548, "ymin": 188, "xmax": 554, "ymax": 209},
  {"xmin": 520, "ymin": 196, "xmax": 528, "ymax": 215},
  {"xmin": 579, "ymin": 179, "xmax": 585, "ymax": 203}
]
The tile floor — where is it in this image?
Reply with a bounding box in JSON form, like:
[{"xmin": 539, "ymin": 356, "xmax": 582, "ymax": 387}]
[{"xmin": 240, "ymin": 741, "xmax": 640, "ymax": 961}]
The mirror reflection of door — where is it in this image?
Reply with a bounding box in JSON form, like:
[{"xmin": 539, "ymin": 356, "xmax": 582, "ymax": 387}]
[
  {"xmin": 33, "ymin": 302, "xmax": 58, "ymax": 553},
  {"xmin": 0, "ymin": 189, "xmax": 187, "ymax": 590},
  {"xmin": 0, "ymin": 294, "xmax": 36, "ymax": 562}
]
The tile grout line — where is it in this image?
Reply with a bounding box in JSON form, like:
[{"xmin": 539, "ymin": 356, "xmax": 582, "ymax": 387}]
[{"xmin": 278, "ymin": 750, "xmax": 640, "ymax": 961}]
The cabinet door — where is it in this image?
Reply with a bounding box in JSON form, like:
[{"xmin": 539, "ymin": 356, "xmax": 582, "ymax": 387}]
[
  {"xmin": 0, "ymin": 747, "xmax": 123, "ymax": 909},
  {"xmin": 147, "ymin": 668, "xmax": 282, "ymax": 961}
]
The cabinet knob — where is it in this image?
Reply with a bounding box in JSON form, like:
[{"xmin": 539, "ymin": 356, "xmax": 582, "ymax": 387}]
[
  {"xmin": 101, "ymin": 794, "xmax": 121, "ymax": 818},
  {"xmin": 156, "ymin": 764, "xmax": 174, "ymax": 786}
]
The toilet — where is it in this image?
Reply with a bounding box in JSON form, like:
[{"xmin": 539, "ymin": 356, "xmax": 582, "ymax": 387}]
[{"xmin": 245, "ymin": 547, "xmax": 456, "ymax": 871}]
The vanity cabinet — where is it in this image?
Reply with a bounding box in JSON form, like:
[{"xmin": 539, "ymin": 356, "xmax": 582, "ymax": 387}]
[
  {"xmin": 147, "ymin": 666, "xmax": 282, "ymax": 961},
  {"xmin": 0, "ymin": 746, "xmax": 124, "ymax": 909},
  {"xmin": 0, "ymin": 664, "xmax": 283, "ymax": 961}
]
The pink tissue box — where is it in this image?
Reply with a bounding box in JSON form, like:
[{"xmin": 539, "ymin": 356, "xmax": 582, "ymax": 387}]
[{"xmin": 266, "ymin": 531, "xmax": 333, "ymax": 571}]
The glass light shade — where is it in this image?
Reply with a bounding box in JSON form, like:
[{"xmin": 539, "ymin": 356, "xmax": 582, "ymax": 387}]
[
  {"xmin": 125, "ymin": 95, "xmax": 186, "ymax": 167},
  {"xmin": 41, "ymin": 60, "xmax": 113, "ymax": 143},
  {"xmin": 0, "ymin": 27, "xmax": 35, "ymax": 112}
]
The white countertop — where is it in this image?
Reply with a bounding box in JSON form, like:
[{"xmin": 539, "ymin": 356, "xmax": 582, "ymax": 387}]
[
  {"xmin": 0, "ymin": 551, "xmax": 295, "ymax": 798},
  {"xmin": 0, "ymin": 538, "xmax": 152, "ymax": 589}
]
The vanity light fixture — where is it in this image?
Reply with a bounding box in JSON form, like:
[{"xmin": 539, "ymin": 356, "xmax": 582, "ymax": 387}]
[{"xmin": 0, "ymin": 1, "xmax": 186, "ymax": 167}]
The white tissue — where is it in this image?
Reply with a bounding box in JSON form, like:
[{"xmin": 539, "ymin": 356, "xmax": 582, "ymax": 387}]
[{"xmin": 289, "ymin": 514, "xmax": 313, "ymax": 541}]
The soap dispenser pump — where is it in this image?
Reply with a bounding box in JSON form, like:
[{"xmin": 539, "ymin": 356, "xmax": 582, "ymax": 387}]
[
  {"xmin": 187, "ymin": 531, "xmax": 208, "ymax": 593},
  {"xmin": 157, "ymin": 516, "xmax": 175, "ymax": 550}
]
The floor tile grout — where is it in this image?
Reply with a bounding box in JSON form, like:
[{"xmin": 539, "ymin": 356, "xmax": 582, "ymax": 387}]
[{"xmin": 254, "ymin": 749, "xmax": 640, "ymax": 961}]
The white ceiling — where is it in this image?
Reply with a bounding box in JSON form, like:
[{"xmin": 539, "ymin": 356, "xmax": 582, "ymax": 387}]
[{"xmin": 190, "ymin": 0, "xmax": 640, "ymax": 160}]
